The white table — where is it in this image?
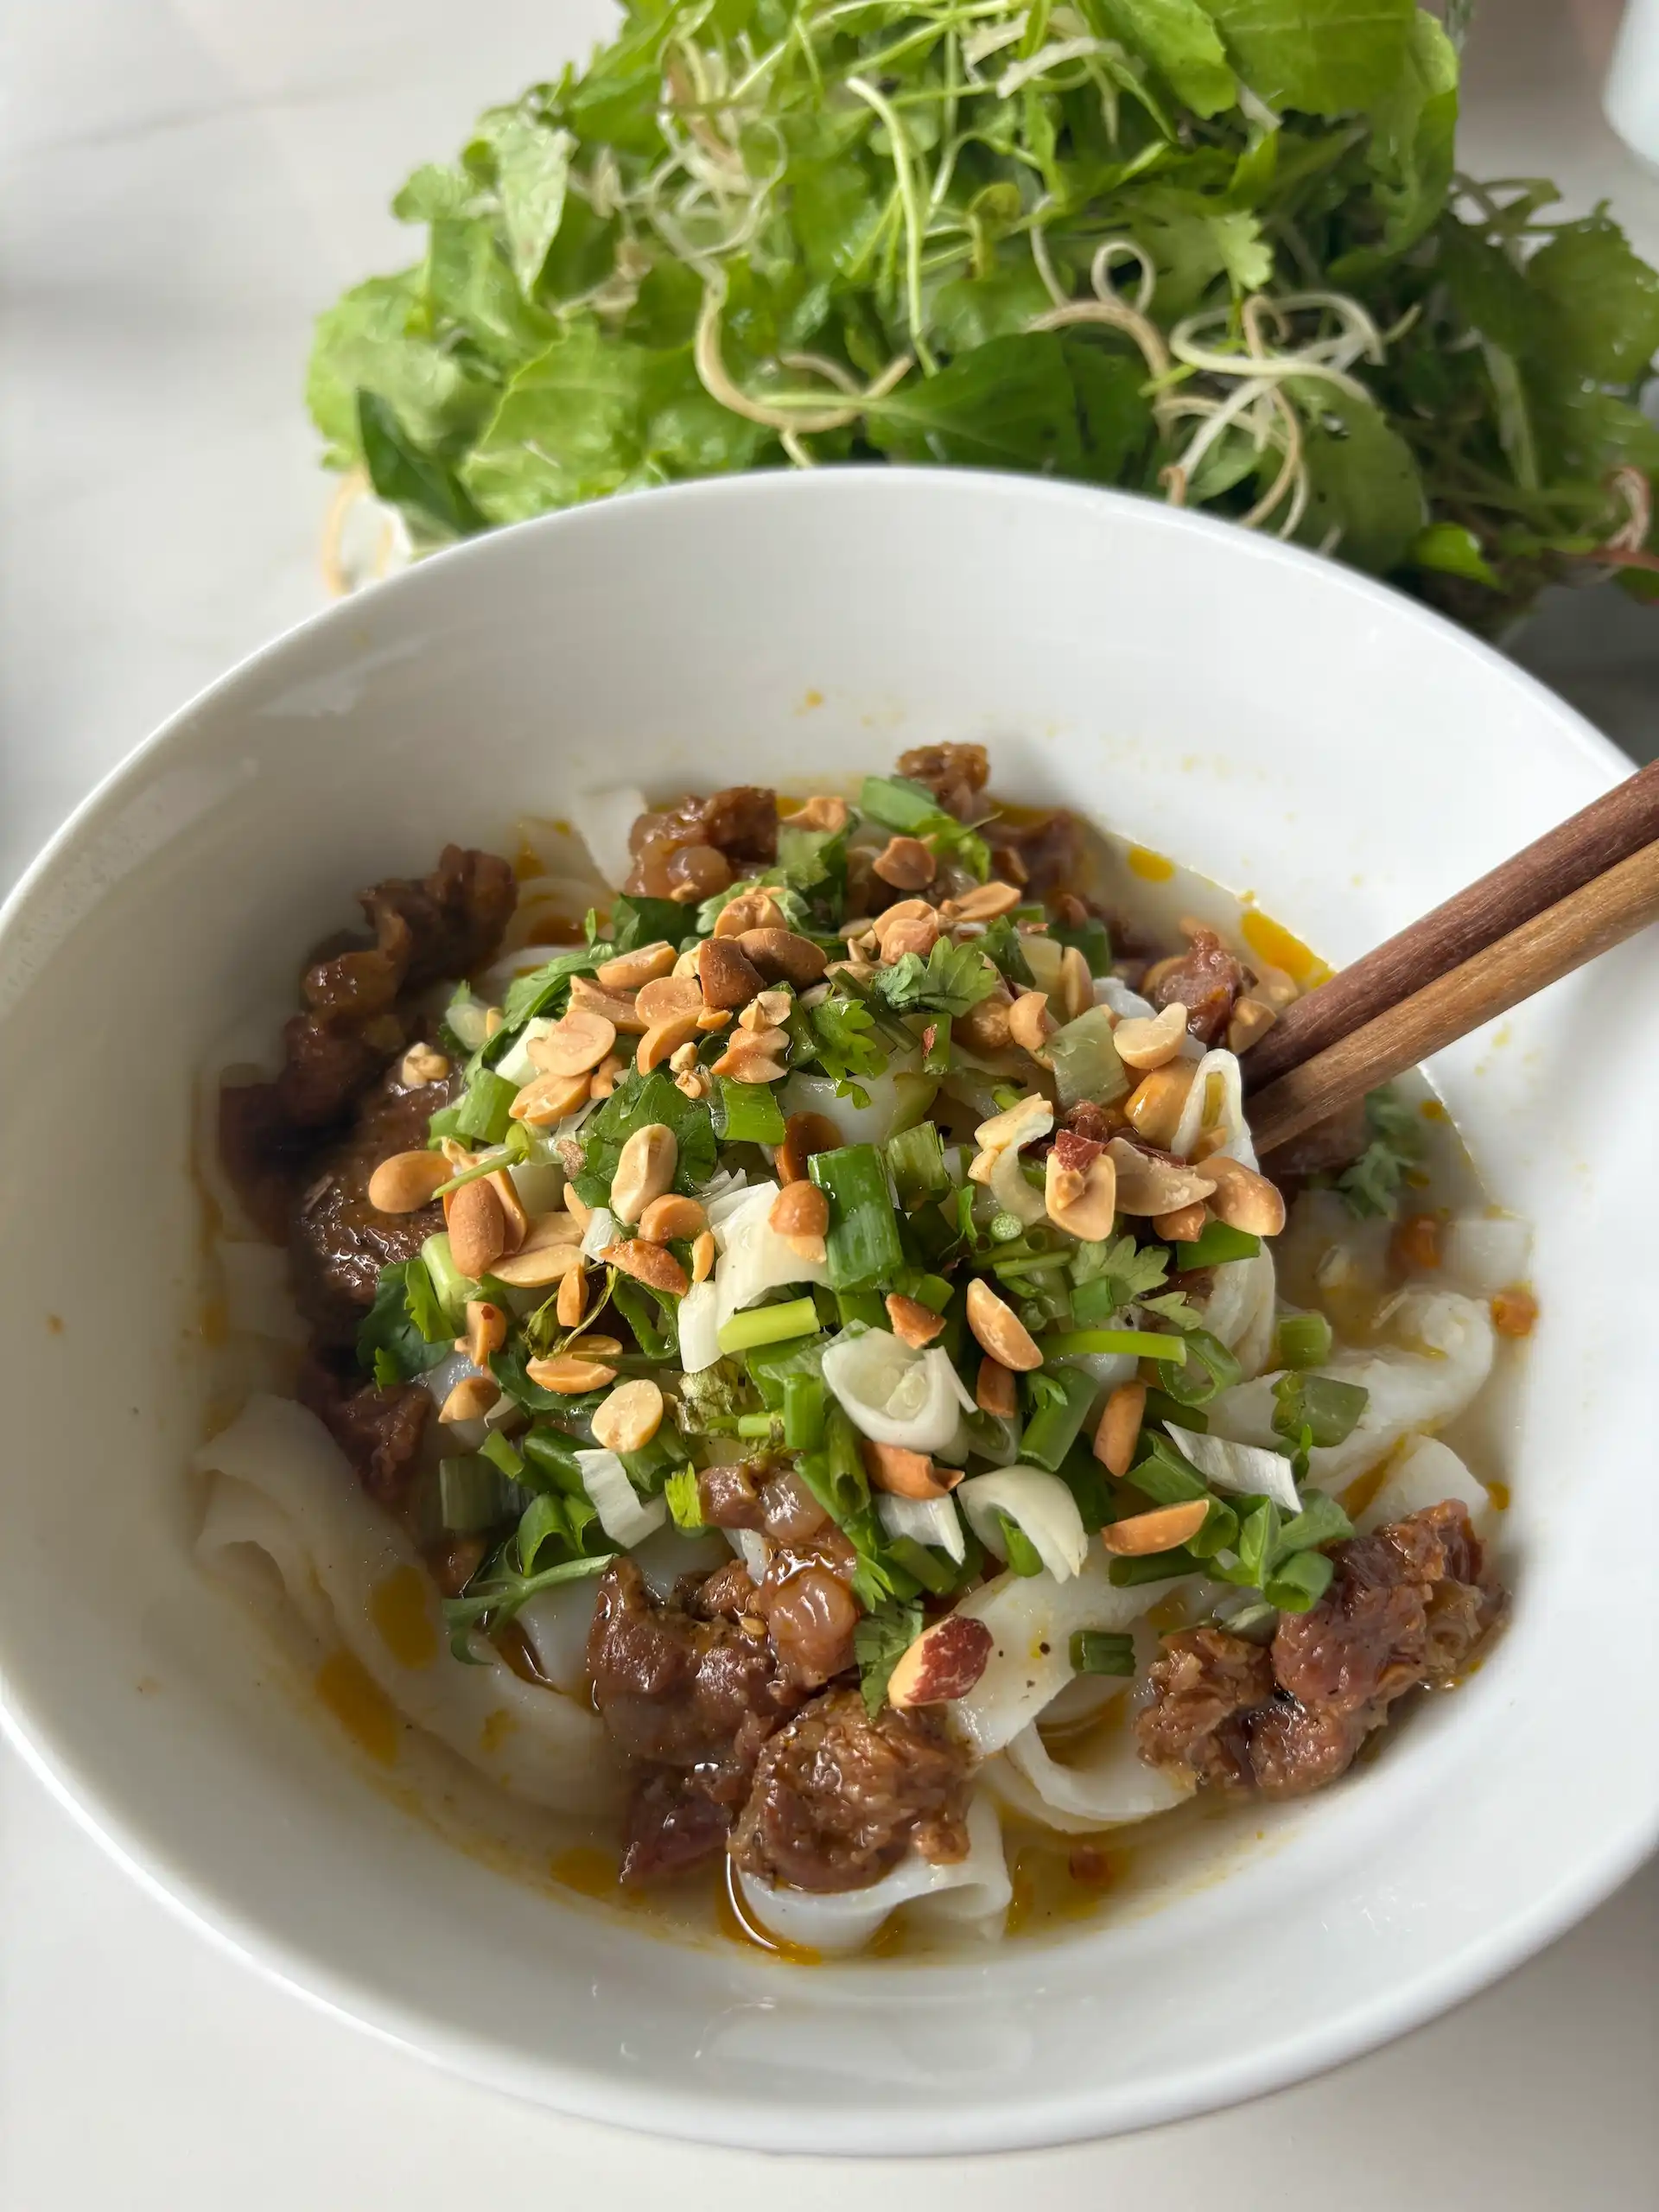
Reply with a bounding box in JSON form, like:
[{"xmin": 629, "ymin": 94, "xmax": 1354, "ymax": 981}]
[{"xmin": 3, "ymin": 4, "xmax": 1656, "ymax": 2202}]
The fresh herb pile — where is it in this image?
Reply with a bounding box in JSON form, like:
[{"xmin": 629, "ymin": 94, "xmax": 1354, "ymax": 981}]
[
  {"xmin": 308, "ymin": 0, "xmax": 1659, "ymax": 633},
  {"xmin": 360, "ymin": 760, "xmax": 1378, "ymax": 1715}
]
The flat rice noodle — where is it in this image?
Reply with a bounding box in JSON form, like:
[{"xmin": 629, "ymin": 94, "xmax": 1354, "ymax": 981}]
[
  {"xmin": 736, "ymin": 1789, "xmax": 1011, "ymax": 1955},
  {"xmin": 569, "ymin": 784, "xmax": 649, "ymax": 891},
  {"xmin": 948, "ymin": 1551, "xmax": 1175, "ymax": 1758},
  {"xmin": 995, "ymin": 1711, "xmax": 1193, "ymax": 1833},
  {"xmin": 1206, "ymin": 1287, "xmax": 1496, "ymax": 1491},
  {"xmin": 194, "ymin": 1395, "xmax": 622, "ymax": 1813},
  {"xmin": 1440, "ymin": 1211, "xmax": 1533, "ymax": 1299},
  {"xmin": 1355, "ymin": 1433, "xmax": 1496, "ymax": 1538},
  {"xmin": 217, "ymin": 1237, "xmax": 309, "ymax": 1347}
]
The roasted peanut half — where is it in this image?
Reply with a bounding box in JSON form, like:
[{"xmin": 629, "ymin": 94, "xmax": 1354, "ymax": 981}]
[
  {"xmin": 690, "ymin": 1229, "xmax": 716, "ymax": 1283},
  {"xmin": 711, "ymin": 1025, "xmax": 788, "ymax": 1082},
  {"xmin": 1225, "ymin": 996, "xmax": 1277, "ymax": 1055},
  {"xmin": 555, "ymin": 1266, "xmax": 588, "ymax": 1328},
  {"xmin": 366, "ymin": 1149, "xmax": 449, "ymax": 1215},
  {"xmin": 1154, "ymin": 1200, "xmax": 1209, "ymax": 1242},
  {"xmin": 965, "ymin": 1277, "xmax": 1043, "ymax": 1373},
  {"xmin": 1044, "ymin": 1146, "xmax": 1117, "ymax": 1241},
  {"xmin": 887, "ymin": 1616, "xmax": 994, "ymax": 1708},
  {"xmin": 567, "ymin": 974, "xmax": 649, "ymax": 1034},
  {"xmin": 777, "ymin": 1110, "xmax": 840, "ymax": 1185},
  {"xmin": 1101, "ymin": 1498, "xmax": 1210, "ymax": 1556},
  {"xmin": 1093, "ymin": 1382, "xmax": 1146, "ymax": 1477},
  {"xmin": 737, "ymin": 927, "xmax": 829, "ymax": 988},
  {"xmin": 594, "ymin": 940, "xmax": 677, "ymax": 993},
  {"xmin": 956, "ymin": 988, "xmax": 1013, "ymax": 1054},
  {"xmin": 780, "ymin": 795, "xmax": 849, "ymax": 834},
  {"xmin": 635, "ymin": 974, "xmax": 703, "ymax": 1026},
  {"xmin": 1106, "ymin": 1137, "xmax": 1217, "ymax": 1217},
  {"xmin": 976, "ymin": 1356, "xmax": 1017, "ymax": 1419},
  {"xmin": 440, "ymin": 1374, "xmax": 500, "ymax": 1424},
  {"xmin": 1123, "ymin": 1062, "xmax": 1198, "ymax": 1149},
  {"xmin": 712, "ymin": 887, "xmax": 783, "ymax": 939},
  {"xmin": 398, "ymin": 1041, "xmax": 450, "ymax": 1087},
  {"xmin": 1007, "ymin": 989, "xmax": 1055, "ymax": 1054},
  {"xmin": 942, "ymin": 880, "xmax": 1020, "ymax": 924},
  {"xmin": 1058, "ymin": 944, "xmax": 1093, "ymax": 1022},
  {"xmin": 1201, "ymin": 1153, "xmax": 1287, "ymax": 1236},
  {"xmin": 527, "ymin": 1351, "xmax": 618, "ymax": 1395},
  {"xmin": 637, "ymin": 1009, "xmax": 702, "ymax": 1073},
  {"xmin": 589, "ymin": 1052, "xmax": 626, "ymax": 1098},
  {"xmin": 489, "ymin": 1237, "xmax": 582, "ymax": 1287},
  {"xmin": 527, "ymin": 1007, "xmax": 617, "ymax": 1078},
  {"xmin": 510, "ymin": 1069, "xmax": 592, "ymax": 1128},
  {"xmin": 860, "ymin": 1439, "xmax": 961, "ymax": 1501},
  {"xmin": 639, "ymin": 1193, "xmax": 708, "ymax": 1243},
  {"xmin": 463, "ymin": 1299, "xmax": 507, "ymax": 1365},
  {"xmin": 610, "ymin": 1122, "xmax": 678, "ymax": 1225},
  {"xmin": 872, "ymin": 835, "xmax": 937, "ymax": 891},
  {"xmin": 695, "ymin": 935, "xmax": 764, "ymax": 1010},
  {"xmin": 448, "ymin": 1176, "xmax": 508, "ymax": 1279},
  {"xmin": 886, "ymin": 1293, "xmax": 945, "ymax": 1348},
  {"xmin": 769, "ymin": 1181, "xmax": 829, "ymax": 1239},
  {"xmin": 590, "ymin": 1378, "xmax": 665, "ymax": 1456},
  {"xmin": 1112, "ymin": 1001, "xmax": 1189, "ymax": 1070},
  {"xmin": 600, "ymin": 1238, "xmax": 690, "ymax": 1297}
]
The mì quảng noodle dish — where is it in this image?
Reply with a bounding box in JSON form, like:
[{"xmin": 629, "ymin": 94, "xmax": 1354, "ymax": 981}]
[{"xmin": 200, "ymin": 747, "xmax": 1534, "ymax": 1956}]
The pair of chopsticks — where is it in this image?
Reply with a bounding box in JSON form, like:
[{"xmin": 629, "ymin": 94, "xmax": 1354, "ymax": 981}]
[{"xmin": 1245, "ymin": 761, "xmax": 1659, "ymax": 1160}]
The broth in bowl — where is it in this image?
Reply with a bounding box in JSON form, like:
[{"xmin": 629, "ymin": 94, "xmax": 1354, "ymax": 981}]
[{"xmin": 196, "ymin": 746, "xmax": 1526, "ymax": 1957}]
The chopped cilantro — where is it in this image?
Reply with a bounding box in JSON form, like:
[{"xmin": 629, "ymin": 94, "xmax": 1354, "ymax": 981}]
[
  {"xmin": 871, "ymin": 937, "xmax": 999, "ymax": 1019},
  {"xmin": 356, "ymin": 1258, "xmax": 452, "ymax": 1380},
  {"xmin": 1070, "ymin": 1235, "xmax": 1170, "ymax": 1318},
  {"xmin": 853, "ymin": 1601, "xmax": 923, "ymax": 1717},
  {"xmin": 1338, "ymin": 1086, "xmax": 1426, "ymax": 1220},
  {"xmin": 576, "ymin": 1068, "xmax": 716, "ymax": 1205}
]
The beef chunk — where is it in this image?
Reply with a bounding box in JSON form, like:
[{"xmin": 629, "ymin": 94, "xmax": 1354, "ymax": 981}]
[
  {"xmin": 1135, "ymin": 1627, "xmax": 1274, "ymax": 1791},
  {"xmin": 986, "ymin": 810, "xmax": 1082, "ymax": 899},
  {"xmin": 1260, "ymin": 1100, "xmax": 1370, "ymax": 1182},
  {"xmin": 357, "ymin": 842, "xmax": 518, "ymax": 995},
  {"xmin": 288, "ymin": 1070, "xmax": 455, "ymax": 1344},
  {"xmin": 298, "ymin": 1351, "xmax": 430, "ymax": 1503},
  {"xmin": 895, "ymin": 743, "xmax": 988, "ymax": 822},
  {"xmin": 696, "ymin": 1461, "xmax": 765, "ymax": 1529},
  {"xmin": 587, "ymin": 1558, "xmax": 805, "ymax": 1884},
  {"xmin": 1147, "ymin": 926, "xmax": 1248, "ymax": 1046},
  {"xmin": 1135, "ymin": 1503, "xmax": 1502, "ymax": 1801},
  {"xmin": 624, "ymin": 787, "xmax": 779, "ymax": 899},
  {"xmin": 728, "ymin": 1688, "xmax": 972, "ymax": 1892}
]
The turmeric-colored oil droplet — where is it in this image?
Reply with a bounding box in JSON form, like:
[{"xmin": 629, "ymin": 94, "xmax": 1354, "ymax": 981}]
[
  {"xmin": 1420, "ymin": 1098, "xmax": 1450, "ymax": 1122},
  {"xmin": 480, "ymin": 1708, "xmax": 515, "ymax": 1757},
  {"xmin": 1127, "ymin": 845, "xmax": 1175, "ymax": 882},
  {"xmin": 513, "ymin": 839, "xmax": 546, "ymax": 881},
  {"xmin": 369, "ymin": 1565, "xmax": 438, "ymax": 1670},
  {"xmin": 799, "ymin": 687, "xmax": 824, "ymax": 711},
  {"xmin": 315, "ymin": 1651, "xmax": 400, "ymax": 1766},
  {"xmin": 1487, "ymin": 1480, "xmax": 1511, "ymax": 1511},
  {"xmin": 46, "ymin": 1313, "xmax": 64, "ymax": 1335},
  {"xmin": 197, "ymin": 1297, "xmax": 229, "ymax": 1346},
  {"xmin": 1491, "ymin": 1289, "xmax": 1538, "ymax": 1339},
  {"xmin": 550, "ymin": 1845, "xmax": 625, "ymax": 1902},
  {"xmin": 1241, "ymin": 909, "xmax": 1329, "ymax": 986}
]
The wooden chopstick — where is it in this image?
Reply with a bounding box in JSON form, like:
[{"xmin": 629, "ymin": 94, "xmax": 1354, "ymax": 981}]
[
  {"xmin": 1243, "ymin": 761, "xmax": 1659, "ymax": 1093},
  {"xmin": 1249, "ymin": 838, "xmax": 1659, "ymax": 1160}
]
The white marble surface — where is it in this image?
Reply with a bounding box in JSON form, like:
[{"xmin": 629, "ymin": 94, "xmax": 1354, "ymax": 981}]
[{"xmin": 1, "ymin": 3, "xmax": 1656, "ymax": 2204}]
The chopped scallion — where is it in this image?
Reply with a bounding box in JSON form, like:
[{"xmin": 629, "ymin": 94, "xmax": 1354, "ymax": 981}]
[
  {"xmin": 664, "ymin": 1468, "xmax": 704, "ymax": 1530},
  {"xmin": 735, "ymin": 1410, "xmax": 784, "ymax": 1439},
  {"xmin": 713, "ymin": 1076, "xmax": 787, "ymax": 1147},
  {"xmin": 1157, "ymin": 1325, "xmax": 1243, "ymax": 1407},
  {"xmin": 438, "ymin": 1454, "xmax": 524, "ymax": 1535},
  {"xmin": 1265, "ymin": 1549, "xmax": 1336, "ymax": 1613},
  {"xmin": 1108, "ymin": 1548, "xmax": 1204, "ymax": 1586},
  {"xmin": 1046, "ymin": 1005, "xmax": 1128, "ymax": 1109},
  {"xmin": 886, "ymin": 1122, "xmax": 950, "ymax": 1208},
  {"xmin": 479, "ymin": 1430, "xmax": 524, "ymax": 1483},
  {"xmin": 1070, "ymin": 1629, "xmax": 1135, "ymax": 1675},
  {"xmin": 810, "ymin": 1142, "xmax": 905, "ymax": 1291},
  {"xmin": 1039, "ymin": 1328, "xmax": 1185, "ymax": 1362},
  {"xmin": 1274, "ymin": 1312, "xmax": 1334, "ymax": 1370},
  {"xmin": 885, "ymin": 1535, "xmax": 959, "ymax": 1596},
  {"xmin": 717, "ymin": 1296, "xmax": 821, "ymax": 1356},
  {"xmin": 1271, "ymin": 1370, "xmax": 1369, "ymax": 1448},
  {"xmin": 1276, "ymin": 1491, "xmax": 1354, "ymax": 1556},
  {"xmin": 995, "ymin": 1510, "xmax": 1045, "ymax": 1577},
  {"xmin": 454, "ymin": 1068, "xmax": 518, "ymax": 1146},
  {"xmin": 1020, "ymin": 1363, "xmax": 1097, "ymax": 1472},
  {"xmin": 1173, "ymin": 1219, "xmax": 1262, "ymax": 1270},
  {"xmin": 782, "ymin": 1370, "xmax": 827, "ymax": 1451}
]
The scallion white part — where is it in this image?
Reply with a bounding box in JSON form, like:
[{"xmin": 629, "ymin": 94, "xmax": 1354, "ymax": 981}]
[
  {"xmin": 576, "ymin": 1447, "xmax": 667, "ymax": 1546},
  {"xmin": 987, "ymin": 1139, "xmax": 1047, "ymax": 1225},
  {"xmin": 580, "ymin": 1206, "xmax": 618, "ymax": 1260},
  {"xmin": 727, "ymin": 1527, "xmax": 772, "ymax": 1580},
  {"xmin": 1170, "ymin": 1047, "xmax": 1255, "ymax": 1167},
  {"xmin": 677, "ymin": 1278, "xmax": 721, "ymax": 1374},
  {"xmin": 569, "ymin": 784, "xmax": 650, "ymax": 890},
  {"xmin": 875, "ymin": 1490, "xmax": 967, "ymax": 1563},
  {"xmin": 493, "ymin": 1016, "xmax": 558, "ymax": 1086},
  {"xmin": 1169, "ymin": 1426, "xmax": 1301, "ymax": 1513},
  {"xmin": 779, "ymin": 1058, "xmax": 928, "ymax": 1148},
  {"xmin": 713, "ymin": 1181, "xmax": 830, "ymax": 1326},
  {"xmin": 1093, "ymin": 975, "xmax": 1154, "ymax": 1021},
  {"xmin": 957, "ymin": 1466, "xmax": 1089, "ymax": 1582},
  {"xmin": 820, "ymin": 1329, "xmax": 975, "ymax": 1454}
]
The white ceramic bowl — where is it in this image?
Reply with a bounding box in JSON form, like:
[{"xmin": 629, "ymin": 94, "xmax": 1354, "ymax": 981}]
[{"xmin": 0, "ymin": 471, "xmax": 1653, "ymax": 2153}]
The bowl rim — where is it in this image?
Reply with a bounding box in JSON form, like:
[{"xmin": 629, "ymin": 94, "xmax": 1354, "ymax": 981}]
[{"xmin": 1, "ymin": 466, "xmax": 1654, "ymax": 2154}]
